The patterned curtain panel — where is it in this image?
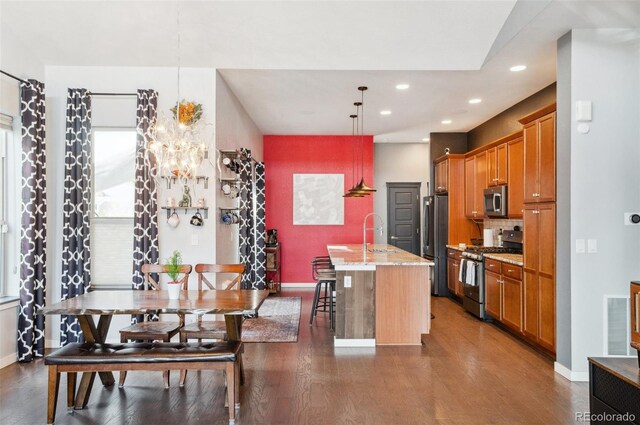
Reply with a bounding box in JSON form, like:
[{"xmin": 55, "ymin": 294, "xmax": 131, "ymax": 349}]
[
  {"xmin": 238, "ymin": 148, "xmax": 255, "ymax": 289},
  {"xmin": 60, "ymin": 88, "xmax": 92, "ymax": 345},
  {"xmin": 253, "ymin": 162, "xmax": 266, "ymax": 289},
  {"xmin": 132, "ymin": 89, "xmax": 159, "ymax": 324},
  {"xmin": 17, "ymin": 80, "xmax": 46, "ymax": 362}
]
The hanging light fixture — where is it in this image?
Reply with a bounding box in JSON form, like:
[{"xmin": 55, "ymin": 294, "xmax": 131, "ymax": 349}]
[
  {"xmin": 344, "ymin": 109, "xmax": 366, "ymax": 197},
  {"xmin": 350, "ymin": 86, "xmax": 376, "ymax": 195},
  {"xmin": 147, "ymin": 6, "xmax": 207, "ymax": 182}
]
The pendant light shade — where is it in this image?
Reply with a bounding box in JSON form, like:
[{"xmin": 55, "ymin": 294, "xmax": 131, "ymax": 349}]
[
  {"xmin": 348, "ymin": 86, "xmax": 375, "ymax": 195},
  {"xmin": 344, "ymin": 110, "xmax": 366, "ymax": 197}
]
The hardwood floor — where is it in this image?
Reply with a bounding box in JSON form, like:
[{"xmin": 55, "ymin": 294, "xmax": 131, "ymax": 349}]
[{"xmin": 0, "ymin": 290, "xmax": 588, "ymax": 424}]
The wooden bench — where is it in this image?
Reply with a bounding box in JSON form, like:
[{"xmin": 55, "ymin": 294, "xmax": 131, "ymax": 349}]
[{"xmin": 45, "ymin": 341, "xmax": 243, "ymax": 424}]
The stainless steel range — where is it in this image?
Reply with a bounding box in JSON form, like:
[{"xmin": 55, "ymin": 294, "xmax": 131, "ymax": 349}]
[{"xmin": 460, "ymin": 231, "xmax": 523, "ymax": 319}]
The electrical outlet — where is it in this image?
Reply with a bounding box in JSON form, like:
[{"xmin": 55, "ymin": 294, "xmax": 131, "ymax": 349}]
[
  {"xmin": 576, "ymin": 239, "xmax": 585, "ymax": 254},
  {"xmin": 624, "ymin": 212, "xmax": 640, "ymax": 225},
  {"xmin": 344, "ymin": 276, "xmax": 352, "ymax": 288}
]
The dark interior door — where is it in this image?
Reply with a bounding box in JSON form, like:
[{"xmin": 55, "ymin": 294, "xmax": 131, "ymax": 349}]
[{"xmin": 387, "ymin": 183, "xmax": 421, "ymax": 255}]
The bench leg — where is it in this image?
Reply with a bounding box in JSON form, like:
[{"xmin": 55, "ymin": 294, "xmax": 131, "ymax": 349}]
[
  {"xmin": 74, "ymin": 372, "xmax": 96, "ymax": 409},
  {"xmin": 67, "ymin": 372, "xmax": 77, "ymax": 409},
  {"xmin": 118, "ymin": 334, "xmax": 128, "ymax": 388},
  {"xmin": 163, "ymin": 370, "xmax": 170, "ymax": 389},
  {"xmin": 226, "ymin": 362, "xmax": 236, "ymax": 424},
  {"xmin": 179, "ymin": 370, "xmax": 187, "ymax": 387},
  {"xmin": 47, "ymin": 366, "xmax": 60, "ymax": 425}
]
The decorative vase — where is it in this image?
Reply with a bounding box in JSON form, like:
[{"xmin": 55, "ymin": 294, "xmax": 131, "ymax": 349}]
[{"xmin": 167, "ymin": 282, "xmax": 182, "ymax": 300}]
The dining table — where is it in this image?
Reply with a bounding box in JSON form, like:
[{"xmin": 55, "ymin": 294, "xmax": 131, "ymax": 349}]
[{"xmin": 38, "ymin": 289, "xmax": 269, "ymax": 410}]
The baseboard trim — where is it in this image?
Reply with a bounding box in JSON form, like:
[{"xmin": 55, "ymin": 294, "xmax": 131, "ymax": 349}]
[
  {"xmin": 334, "ymin": 338, "xmax": 376, "ymax": 347},
  {"xmin": 0, "ymin": 352, "xmax": 16, "ymax": 369},
  {"xmin": 281, "ymin": 283, "xmax": 315, "ymax": 290},
  {"xmin": 554, "ymin": 361, "xmax": 589, "ymax": 382}
]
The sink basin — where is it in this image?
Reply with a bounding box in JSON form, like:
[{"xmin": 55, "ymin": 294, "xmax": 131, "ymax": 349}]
[{"xmin": 368, "ymin": 248, "xmax": 397, "ymax": 253}]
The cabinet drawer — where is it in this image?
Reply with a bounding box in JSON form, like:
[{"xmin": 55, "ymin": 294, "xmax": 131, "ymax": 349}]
[
  {"xmin": 485, "ymin": 258, "xmax": 501, "ymax": 274},
  {"xmin": 502, "ymin": 264, "xmax": 522, "ymax": 280},
  {"xmin": 447, "ymin": 249, "xmax": 462, "ymax": 261}
]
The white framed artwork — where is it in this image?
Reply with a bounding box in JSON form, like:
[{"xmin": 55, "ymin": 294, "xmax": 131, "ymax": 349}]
[{"xmin": 293, "ymin": 174, "xmax": 344, "ymax": 225}]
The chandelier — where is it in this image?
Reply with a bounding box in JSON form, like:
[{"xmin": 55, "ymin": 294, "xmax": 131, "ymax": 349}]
[{"xmin": 148, "ymin": 102, "xmax": 207, "ymax": 180}]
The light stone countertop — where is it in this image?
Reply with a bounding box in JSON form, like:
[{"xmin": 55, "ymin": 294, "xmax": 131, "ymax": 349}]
[
  {"xmin": 327, "ymin": 244, "xmax": 434, "ymax": 267},
  {"xmin": 483, "ymin": 253, "xmax": 524, "ymax": 266},
  {"xmin": 446, "ymin": 245, "xmax": 466, "ymax": 252}
]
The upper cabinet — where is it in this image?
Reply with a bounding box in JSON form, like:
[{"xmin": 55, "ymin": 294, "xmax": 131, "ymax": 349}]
[
  {"xmin": 507, "ymin": 136, "xmax": 524, "ymax": 218},
  {"xmin": 434, "ymin": 160, "xmax": 449, "ymax": 193},
  {"xmin": 519, "ymin": 104, "xmax": 556, "ymax": 204},
  {"xmin": 486, "ymin": 144, "xmax": 507, "ymax": 187},
  {"xmin": 464, "ymin": 152, "xmax": 486, "ymax": 219}
]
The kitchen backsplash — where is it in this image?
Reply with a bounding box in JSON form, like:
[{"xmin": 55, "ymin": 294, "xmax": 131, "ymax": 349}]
[{"xmin": 483, "ymin": 219, "xmax": 523, "ymax": 233}]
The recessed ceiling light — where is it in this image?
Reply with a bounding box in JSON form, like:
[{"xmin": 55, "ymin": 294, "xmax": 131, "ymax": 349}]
[
  {"xmin": 396, "ymin": 84, "xmax": 410, "ymax": 90},
  {"xmin": 422, "ymin": 138, "xmax": 430, "ymax": 142},
  {"xmin": 441, "ymin": 119, "xmax": 452, "ymax": 125},
  {"xmin": 380, "ymin": 110, "xmax": 392, "ymax": 115},
  {"xmin": 510, "ymin": 65, "xmax": 527, "ymax": 72},
  {"xmin": 468, "ymin": 98, "xmax": 482, "ymax": 104}
]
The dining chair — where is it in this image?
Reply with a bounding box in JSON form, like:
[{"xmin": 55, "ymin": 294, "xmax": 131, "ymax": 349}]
[
  {"xmin": 118, "ymin": 263, "xmax": 192, "ymax": 388},
  {"xmin": 309, "ymin": 256, "xmax": 336, "ymax": 330},
  {"xmin": 178, "ymin": 263, "xmax": 244, "ymax": 387}
]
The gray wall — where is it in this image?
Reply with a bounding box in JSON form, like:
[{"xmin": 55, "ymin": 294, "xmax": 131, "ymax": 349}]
[
  {"xmin": 373, "ymin": 143, "xmax": 430, "ymax": 244},
  {"xmin": 558, "ymin": 29, "xmax": 640, "ymax": 378},
  {"xmin": 467, "ymin": 83, "xmax": 556, "ymax": 151}
]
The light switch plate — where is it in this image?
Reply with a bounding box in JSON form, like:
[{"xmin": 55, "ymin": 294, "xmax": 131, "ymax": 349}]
[
  {"xmin": 576, "ymin": 239, "xmax": 585, "ymax": 254},
  {"xmin": 344, "ymin": 276, "xmax": 352, "ymax": 288},
  {"xmin": 587, "ymin": 239, "xmax": 597, "ymax": 253}
]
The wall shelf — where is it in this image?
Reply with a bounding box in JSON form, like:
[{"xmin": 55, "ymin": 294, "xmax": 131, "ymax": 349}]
[
  {"xmin": 161, "ymin": 206, "xmax": 208, "ymax": 219},
  {"xmin": 160, "ymin": 175, "xmax": 209, "ymax": 189}
]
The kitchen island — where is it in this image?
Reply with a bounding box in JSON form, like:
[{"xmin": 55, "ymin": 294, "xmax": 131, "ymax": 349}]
[{"xmin": 327, "ymin": 244, "xmax": 434, "ymax": 347}]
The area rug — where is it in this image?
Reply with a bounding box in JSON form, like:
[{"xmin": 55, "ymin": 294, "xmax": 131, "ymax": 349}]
[{"xmin": 242, "ymin": 297, "xmax": 301, "ymax": 343}]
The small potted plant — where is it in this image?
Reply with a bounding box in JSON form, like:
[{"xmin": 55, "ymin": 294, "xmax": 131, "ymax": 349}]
[{"xmin": 166, "ymin": 250, "xmax": 184, "ymax": 300}]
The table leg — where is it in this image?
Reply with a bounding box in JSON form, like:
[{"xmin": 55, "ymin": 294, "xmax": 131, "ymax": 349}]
[
  {"xmin": 74, "ymin": 315, "xmax": 114, "ymax": 409},
  {"xmin": 224, "ymin": 314, "xmax": 245, "ymax": 385}
]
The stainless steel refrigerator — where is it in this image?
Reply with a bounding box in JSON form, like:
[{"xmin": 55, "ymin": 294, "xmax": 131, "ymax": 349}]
[{"xmin": 423, "ymin": 195, "xmax": 448, "ymax": 296}]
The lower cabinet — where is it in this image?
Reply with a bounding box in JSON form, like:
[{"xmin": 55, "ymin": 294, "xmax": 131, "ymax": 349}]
[
  {"xmin": 484, "ymin": 258, "xmax": 523, "ymax": 333},
  {"xmin": 632, "ymin": 282, "xmax": 640, "ymax": 353},
  {"xmin": 446, "ymin": 249, "xmax": 464, "ymax": 297}
]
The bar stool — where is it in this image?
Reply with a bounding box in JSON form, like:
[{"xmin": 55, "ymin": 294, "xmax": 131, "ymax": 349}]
[{"xmin": 309, "ymin": 256, "xmax": 336, "ymax": 330}]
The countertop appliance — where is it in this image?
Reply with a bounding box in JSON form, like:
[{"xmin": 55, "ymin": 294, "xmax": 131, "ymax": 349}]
[
  {"xmin": 484, "ymin": 185, "xmax": 508, "ymax": 218},
  {"xmin": 460, "ymin": 230, "xmax": 523, "ymax": 319},
  {"xmin": 423, "ymin": 194, "xmax": 448, "ymax": 296}
]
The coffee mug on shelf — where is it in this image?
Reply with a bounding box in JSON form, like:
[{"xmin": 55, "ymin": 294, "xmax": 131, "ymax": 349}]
[
  {"xmin": 196, "ymin": 197, "xmax": 205, "ymax": 208},
  {"xmin": 167, "ymin": 211, "xmax": 180, "ymax": 228},
  {"xmin": 222, "ymin": 212, "xmax": 233, "ymax": 225},
  {"xmin": 190, "ymin": 211, "xmax": 204, "ymax": 227},
  {"xmin": 222, "ymin": 183, "xmax": 231, "ymax": 195},
  {"xmin": 167, "ymin": 196, "xmax": 176, "ymax": 208}
]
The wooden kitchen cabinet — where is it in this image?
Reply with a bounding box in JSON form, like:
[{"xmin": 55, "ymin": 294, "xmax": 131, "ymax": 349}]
[
  {"xmin": 484, "ymin": 258, "xmax": 523, "ymax": 333},
  {"xmin": 464, "ymin": 153, "xmax": 486, "ymax": 219},
  {"xmin": 523, "ymin": 202, "xmax": 556, "ymax": 353},
  {"xmin": 446, "ymin": 248, "xmax": 463, "ymax": 297},
  {"xmin": 632, "ymin": 282, "xmax": 640, "ymax": 355},
  {"xmin": 520, "ymin": 105, "xmax": 556, "ymax": 204},
  {"xmin": 435, "ymin": 160, "xmax": 448, "ymax": 193},
  {"xmin": 487, "ymin": 144, "xmax": 507, "ymax": 187},
  {"xmin": 507, "ymin": 136, "xmax": 524, "ymax": 218}
]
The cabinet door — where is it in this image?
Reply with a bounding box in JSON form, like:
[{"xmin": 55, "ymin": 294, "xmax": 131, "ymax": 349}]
[
  {"xmin": 435, "ymin": 161, "xmax": 448, "ymax": 193},
  {"xmin": 523, "ymin": 122, "xmax": 538, "ymax": 203},
  {"xmin": 507, "ymin": 137, "xmax": 524, "ymax": 218},
  {"xmin": 485, "ymin": 271, "xmax": 502, "ymax": 320},
  {"xmin": 464, "ymin": 157, "xmax": 476, "ymax": 218},
  {"xmin": 538, "ymin": 274, "xmax": 555, "ymax": 352},
  {"xmin": 496, "ymin": 143, "xmax": 508, "ymax": 185},
  {"xmin": 523, "ymin": 269, "xmax": 539, "ymax": 340},
  {"xmin": 523, "ymin": 206, "xmax": 540, "ymax": 340},
  {"xmin": 487, "ymin": 147, "xmax": 498, "ymax": 186},
  {"xmin": 537, "ymin": 203, "xmax": 556, "ymax": 352},
  {"xmin": 502, "ymin": 276, "xmax": 523, "ymax": 332},
  {"xmin": 447, "ymin": 258, "xmax": 457, "ymax": 293},
  {"xmin": 632, "ymin": 283, "xmax": 640, "ymax": 347},
  {"xmin": 538, "ymin": 113, "xmax": 556, "ymax": 203},
  {"xmin": 474, "ymin": 152, "xmax": 487, "ymax": 218}
]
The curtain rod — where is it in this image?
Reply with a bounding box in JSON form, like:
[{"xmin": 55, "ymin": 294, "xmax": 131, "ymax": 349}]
[
  {"xmin": 0, "ymin": 69, "xmax": 30, "ymax": 85},
  {"xmin": 88, "ymin": 92, "xmax": 137, "ymax": 96}
]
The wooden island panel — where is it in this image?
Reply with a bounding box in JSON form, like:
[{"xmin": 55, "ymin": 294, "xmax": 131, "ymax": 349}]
[
  {"xmin": 375, "ymin": 265, "xmax": 430, "ymax": 345},
  {"xmin": 335, "ymin": 270, "xmax": 376, "ymax": 340}
]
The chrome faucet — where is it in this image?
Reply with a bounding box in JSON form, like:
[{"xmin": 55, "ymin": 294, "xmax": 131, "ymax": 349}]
[{"xmin": 363, "ymin": 212, "xmax": 384, "ymax": 256}]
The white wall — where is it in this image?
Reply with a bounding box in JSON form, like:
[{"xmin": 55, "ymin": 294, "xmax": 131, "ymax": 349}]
[
  {"xmin": 373, "ymin": 143, "xmax": 430, "ymax": 245},
  {"xmin": 556, "ymin": 29, "xmax": 640, "ymax": 379},
  {"xmin": 44, "ymin": 66, "xmax": 217, "ymax": 345},
  {"xmin": 214, "ymin": 72, "xmax": 263, "ymax": 266}
]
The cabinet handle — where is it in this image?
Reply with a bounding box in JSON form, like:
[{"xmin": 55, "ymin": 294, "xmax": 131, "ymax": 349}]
[
  {"xmin": 488, "ymin": 264, "xmax": 494, "ymax": 268},
  {"xmin": 507, "ymin": 269, "xmax": 513, "ymax": 273},
  {"xmin": 635, "ymin": 292, "xmax": 640, "ymax": 333}
]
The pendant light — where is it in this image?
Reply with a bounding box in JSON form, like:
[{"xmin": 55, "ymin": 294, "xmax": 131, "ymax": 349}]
[
  {"xmin": 350, "ymin": 86, "xmax": 376, "ymax": 195},
  {"xmin": 344, "ymin": 109, "xmax": 366, "ymax": 197}
]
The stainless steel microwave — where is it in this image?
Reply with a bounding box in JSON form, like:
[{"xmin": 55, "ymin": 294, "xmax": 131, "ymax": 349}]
[{"xmin": 484, "ymin": 186, "xmax": 508, "ymax": 217}]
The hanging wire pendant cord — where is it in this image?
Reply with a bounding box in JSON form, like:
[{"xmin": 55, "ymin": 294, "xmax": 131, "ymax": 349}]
[
  {"xmin": 344, "ymin": 106, "xmax": 366, "ymax": 197},
  {"xmin": 348, "ymin": 86, "xmax": 375, "ymax": 196}
]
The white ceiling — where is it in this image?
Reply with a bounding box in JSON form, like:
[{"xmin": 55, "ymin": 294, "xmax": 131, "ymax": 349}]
[{"xmin": 2, "ymin": 1, "xmax": 640, "ymax": 142}]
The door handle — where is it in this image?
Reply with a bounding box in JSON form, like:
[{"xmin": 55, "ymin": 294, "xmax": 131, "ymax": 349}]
[{"xmin": 390, "ymin": 236, "xmax": 399, "ymax": 240}]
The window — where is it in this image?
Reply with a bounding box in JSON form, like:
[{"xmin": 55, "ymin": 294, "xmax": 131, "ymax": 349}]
[
  {"xmin": 90, "ymin": 128, "xmax": 137, "ymax": 289},
  {"xmin": 0, "ymin": 113, "xmax": 18, "ymax": 298}
]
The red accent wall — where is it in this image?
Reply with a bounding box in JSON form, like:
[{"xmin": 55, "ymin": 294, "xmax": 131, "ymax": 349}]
[{"xmin": 264, "ymin": 135, "xmax": 374, "ymax": 284}]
